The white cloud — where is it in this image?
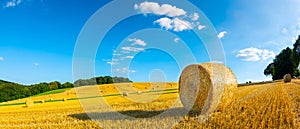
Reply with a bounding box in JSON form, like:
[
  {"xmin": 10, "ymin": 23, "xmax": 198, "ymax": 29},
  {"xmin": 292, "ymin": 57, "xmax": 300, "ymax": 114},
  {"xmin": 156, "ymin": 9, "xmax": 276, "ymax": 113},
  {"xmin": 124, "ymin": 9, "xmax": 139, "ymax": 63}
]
[
  {"xmin": 174, "ymin": 38, "xmax": 180, "ymax": 43},
  {"xmin": 121, "ymin": 51, "xmax": 131, "ymax": 54},
  {"xmin": 103, "ymin": 58, "xmax": 119, "ymax": 65},
  {"xmin": 107, "ymin": 61, "xmax": 118, "ymax": 65},
  {"xmin": 102, "ymin": 59, "xmax": 118, "ymax": 62},
  {"xmin": 128, "ymin": 38, "xmax": 147, "ymax": 46},
  {"xmin": 125, "ymin": 56, "xmax": 134, "ymax": 59},
  {"xmin": 218, "ymin": 31, "xmax": 227, "ymax": 39},
  {"xmin": 134, "ymin": 1, "xmax": 186, "ymax": 17},
  {"xmin": 4, "ymin": 0, "xmax": 22, "ymax": 8},
  {"xmin": 121, "ymin": 47, "xmax": 144, "ymax": 52},
  {"xmin": 173, "ymin": 18, "xmax": 193, "ymax": 32},
  {"xmin": 116, "ymin": 68, "xmax": 136, "ymax": 73},
  {"xmin": 190, "ymin": 13, "xmax": 199, "ymax": 21},
  {"xmin": 155, "ymin": 17, "xmax": 193, "ymax": 32},
  {"xmin": 198, "ymin": 25, "xmax": 206, "ymax": 30},
  {"xmin": 33, "ymin": 63, "xmax": 40, "ymax": 67},
  {"xmin": 112, "ymin": 53, "xmax": 121, "ymax": 56},
  {"xmin": 154, "ymin": 17, "xmax": 173, "ymax": 30},
  {"xmin": 236, "ymin": 47, "xmax": 275, "ymax": 62},
  {"xmin": 0, "ymin": 57, "xmax": 3, "ymax": 61}
]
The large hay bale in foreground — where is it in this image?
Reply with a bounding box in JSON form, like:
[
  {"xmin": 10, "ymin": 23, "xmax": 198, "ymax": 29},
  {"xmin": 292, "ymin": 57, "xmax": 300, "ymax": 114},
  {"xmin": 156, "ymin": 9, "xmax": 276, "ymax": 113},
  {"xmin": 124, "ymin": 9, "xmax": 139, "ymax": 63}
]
[
  {"xmin": 283, "ymin": 74, "xmax": 292, "ymax": 83},
  {"xmin": 179, "ymin": 63, "xmax": 237, "ymax": 114}
]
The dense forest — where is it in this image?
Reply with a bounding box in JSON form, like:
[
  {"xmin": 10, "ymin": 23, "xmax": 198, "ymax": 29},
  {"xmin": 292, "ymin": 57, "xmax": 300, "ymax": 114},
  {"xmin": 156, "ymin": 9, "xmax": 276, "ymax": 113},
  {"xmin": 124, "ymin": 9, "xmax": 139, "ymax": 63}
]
[
  {"xmin": 264, "ymin": 35, "xmax": 300, "ymax": 80},
  {"xmin": 0, "ymin": 76, "xmax": 131, "ymax": 102},
  {"xmin": 74, "ymin": 76, "xmax": 132, "ymax": 86},
  {"xmin": 0, "ymin": 80, "xmax": 74, "ymax": 102}
]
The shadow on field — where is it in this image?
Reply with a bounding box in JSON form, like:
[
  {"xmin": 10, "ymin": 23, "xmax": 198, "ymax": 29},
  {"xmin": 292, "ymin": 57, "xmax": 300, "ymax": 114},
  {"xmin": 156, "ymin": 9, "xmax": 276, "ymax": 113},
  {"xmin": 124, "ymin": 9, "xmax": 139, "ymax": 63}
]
[{"xmin": 69, "ymin": 107, "xmax": 197, "ymax": 120}]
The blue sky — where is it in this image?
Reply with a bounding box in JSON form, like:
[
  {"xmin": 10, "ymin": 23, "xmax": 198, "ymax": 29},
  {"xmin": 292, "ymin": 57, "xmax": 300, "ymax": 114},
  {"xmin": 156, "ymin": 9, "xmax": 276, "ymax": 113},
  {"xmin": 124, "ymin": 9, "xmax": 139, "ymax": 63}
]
[{"xmin": 0, "ymin": 0, "xmax": 300, "ymax": 84}]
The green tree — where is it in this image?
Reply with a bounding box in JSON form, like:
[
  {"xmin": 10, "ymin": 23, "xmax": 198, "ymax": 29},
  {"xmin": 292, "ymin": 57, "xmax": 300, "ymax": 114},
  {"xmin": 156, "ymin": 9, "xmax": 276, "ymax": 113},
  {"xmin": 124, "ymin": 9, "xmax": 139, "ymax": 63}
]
[
  {"xmin": 48, "ymin": 81, "xmax": 61, "ymax": 90},
  {"xmin": 264, "ymin": 63, "xmax": 274, "ymax": 76},
  {"xmin": 292, "ymin": 35, "xmax": 300, "ymax": 76},
  {"xmin": 62, "ymin": 82, "xmax": 74, "ymax": 88},
  {"xmin": 264, "ymin": 35, "xmax": 300, "ymax": 80},
  {"xmin": 272, "ymin": 47, "xmax": 294, "ymax": 80}
]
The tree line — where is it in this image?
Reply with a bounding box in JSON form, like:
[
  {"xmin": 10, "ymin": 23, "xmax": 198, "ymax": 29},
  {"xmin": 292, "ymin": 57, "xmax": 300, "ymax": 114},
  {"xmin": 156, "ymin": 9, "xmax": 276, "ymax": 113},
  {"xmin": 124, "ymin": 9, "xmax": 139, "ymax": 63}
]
[
  {"xmin": 0, "ymin": 80, "xmax": 74, "ymax": 102},
  {"xmin": 264, "ymin": 35, "xmax": 300, "ymax": 80},
  {"xmin": 74, "ymin": 76, "xmax": 132, "ymax": 86}
]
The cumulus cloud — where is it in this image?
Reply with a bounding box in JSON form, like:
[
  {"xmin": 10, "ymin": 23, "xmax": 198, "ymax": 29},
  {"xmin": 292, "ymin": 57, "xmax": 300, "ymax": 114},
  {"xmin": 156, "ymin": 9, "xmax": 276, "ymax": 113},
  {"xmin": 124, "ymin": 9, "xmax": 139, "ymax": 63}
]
[
  {"xmin": 125, "ymin": 56, "xmax": 134, "ymax": 59},
  {"xmin": 236, "ymin": 47, "xmax": 275, "ymax": 62},
  {"xmin": 172, "ymin": 18, "xmax": 193, "ymax": 32},
  {"xmin": 218, "ymin": 31, "xmax": 227, "ymax": 38},
  {"xmin": 0, "ymin": 57, "xmax": 4, "ymax": 61},
  {"xmin": 4, "ymin": 0, "xmax": 22, "ymax": 8},
  {"xmin": 107, "ymin": 61, "xmax": 118, "ymax": 65},
  {"xmin": 190, "ymin": 13, "xmax": 199, "ymax": 21},
  {"xmin": 102, "ymin": 58, "xmax": 119, "ymax": 65},
  {"xmin": 121, "ymin": 47, "xmax": 144, "ymax": 52},
  {"xmin": 174, "ymin": 38, "xmax": 180, "ymax": 43},
  {"xmin": 198, "ymin": 25, "xmax": 206, "ymax": 30},
  {"xmin": 128, "ymin": 38, "xmax": 147, "ymax": 46},
  {"xmin": 155, "ymin": 17, "xmax": 192, "ymax": 32},
  {"xmin": 134, "ymin": 1, "xmax": 186, "ymax": 17},
  {"xmin": 112, "ymin": 53, "xmax": 121, "ymax": 56}
]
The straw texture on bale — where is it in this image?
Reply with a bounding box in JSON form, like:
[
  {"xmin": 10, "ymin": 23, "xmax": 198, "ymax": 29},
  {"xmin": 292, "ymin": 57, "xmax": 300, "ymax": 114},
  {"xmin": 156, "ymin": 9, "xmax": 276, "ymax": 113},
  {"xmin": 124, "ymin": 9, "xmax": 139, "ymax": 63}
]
[
  {"xmin": 123, "ymin": 92, "xmax": 128, "ymax": 96},
  {"xmin": 284, "ymin": 74, "xmax": 292, "ymax": 83},
  {"xmin": 179, "ymin": 63, "xmax": 237, "ymax": 114}
]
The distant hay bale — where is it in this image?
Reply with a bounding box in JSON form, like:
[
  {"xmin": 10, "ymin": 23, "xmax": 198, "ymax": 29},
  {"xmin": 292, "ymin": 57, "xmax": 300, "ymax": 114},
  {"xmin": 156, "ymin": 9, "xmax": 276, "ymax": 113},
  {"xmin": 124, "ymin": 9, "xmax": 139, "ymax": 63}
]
[
  {"xmin": 179, "ymin": 63, "xmax": 237, "ymax": 114},
  {"xmin": 122, "ymin": 92, "xmax": 128, "ymax": 96},
  {"xmin": 66, "ymin": 91, "xmax": 70, "ymax": 95},
  {"xmin": 50, "ymin": 98, "xmax": 53, "ymax": 101},
  {"xmin": 25, "ymin": 99, "xmax": 34, "ymax": 107},
  {"xmin": 63, "ymin": 98, "xmax": 67, "ymax": 101},
  {"xmin": 137, "ymin": 91, "xmax": 142, "ymax": 94},
  {"xmin": 40, "ymin": 100, "xmax": 45, "ymax": 103},
  {"xmin": 283, "ymin": 74, "xmax": 292, "ymax": 83}
]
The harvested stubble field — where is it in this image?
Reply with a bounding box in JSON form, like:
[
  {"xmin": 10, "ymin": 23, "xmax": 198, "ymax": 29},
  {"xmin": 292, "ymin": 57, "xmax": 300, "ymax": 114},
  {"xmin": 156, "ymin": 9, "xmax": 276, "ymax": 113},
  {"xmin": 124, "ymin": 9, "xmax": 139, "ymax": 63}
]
[{"xmin": 0, "ymin": 81, "xmax": 299, "ymax": 129}]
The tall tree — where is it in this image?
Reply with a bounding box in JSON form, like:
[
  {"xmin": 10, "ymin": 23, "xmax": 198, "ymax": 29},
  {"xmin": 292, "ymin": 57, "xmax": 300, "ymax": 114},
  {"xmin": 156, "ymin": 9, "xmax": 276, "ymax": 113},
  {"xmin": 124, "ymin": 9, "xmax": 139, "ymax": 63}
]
[
  {"xmin": 272, "ymin": 47, "xmax": 294, "ymax": 80},
  {"xmin": 264, "ymin": 35, "xmax": 300, "ymax": 80}
]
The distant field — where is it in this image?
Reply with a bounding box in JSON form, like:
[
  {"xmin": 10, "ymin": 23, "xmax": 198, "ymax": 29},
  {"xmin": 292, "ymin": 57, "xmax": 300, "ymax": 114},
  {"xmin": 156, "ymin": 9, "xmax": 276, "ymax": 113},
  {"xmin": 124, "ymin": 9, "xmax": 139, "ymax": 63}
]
[
  {"xmin": 33, "ymin": 88, "xmax": 73, "ymax": 97},
  {"xmin": 0, "ymin": 82, "xmax": 299, "ymax": 128}
]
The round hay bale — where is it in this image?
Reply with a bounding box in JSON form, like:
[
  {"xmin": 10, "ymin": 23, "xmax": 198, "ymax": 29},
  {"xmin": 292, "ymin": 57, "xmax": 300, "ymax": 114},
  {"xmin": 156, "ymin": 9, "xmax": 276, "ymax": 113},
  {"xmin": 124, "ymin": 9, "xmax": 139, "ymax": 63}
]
[
  {"xmin": 179, "ymin": 63, "xmax": 237, "ymax": 114},
  {"xmin": 137, "ymin": 91, "xmax": 142, "ymax": 94},
  {"xmin": 122, "ymin": 92, "xmax": 128, "ymax": 96},
  {"xmin": 50, "ymin": 98, "xmax": 53, "ymax": 101},
  {"xmin": 283, "ymin": 74, "xmax": 292, "ymax": 83},
  {"xmin": 63, "ymin": 98, "xmax": 67, "ymax": 101},
  {"xmin": 25, "ymin": 99, "xmax": 34, "ymax": 107}
]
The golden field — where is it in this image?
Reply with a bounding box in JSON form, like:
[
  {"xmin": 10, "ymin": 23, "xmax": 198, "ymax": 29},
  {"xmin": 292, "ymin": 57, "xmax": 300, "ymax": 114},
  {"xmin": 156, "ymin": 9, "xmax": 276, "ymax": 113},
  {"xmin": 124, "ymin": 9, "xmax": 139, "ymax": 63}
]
[{"xmin": 0, "ymin": 81, "xmax": 299, "ymax": 129}]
